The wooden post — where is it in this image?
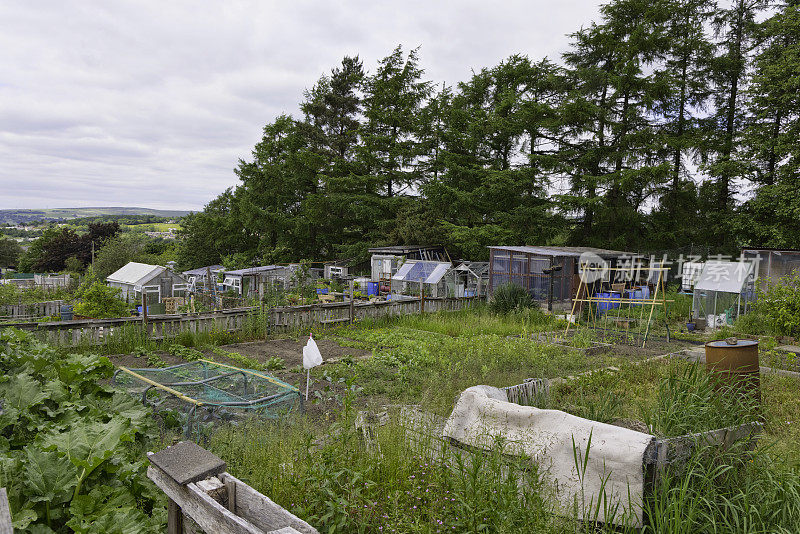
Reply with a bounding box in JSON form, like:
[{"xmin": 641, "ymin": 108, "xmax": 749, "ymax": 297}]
[
  {"xmin": 419, "ymin": 280, "xmax": 425, "ymax": 314},
  {"xmin": 348, "ymin": 280, "xmax": 355, "ymax": 323},
  {"xmin": 142, "ymin": 290, "xmax": 148, "ymax": 326},
  {"xmin": 167, "ymin": 498, "xmax": 184, "ymax": 534},
  {"xmin": 0, "ymin": 488, "xmax": 12, "ymax": 534}
]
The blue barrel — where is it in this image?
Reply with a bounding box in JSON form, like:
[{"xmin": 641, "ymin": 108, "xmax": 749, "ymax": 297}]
[
  {"xmin": 367, "ymin": 282, "xmax": 379, "ymax": 296},
  {"xmin": 640, "ymin": 286, "xmax": 651, "ymax": 299},
  {"xmin": 60, "ymin": 304, "xmax": 74, "ymax": 321},
  {"xmin": 609, "ymin": 291, "xmax": 621, "ymax": 309}
]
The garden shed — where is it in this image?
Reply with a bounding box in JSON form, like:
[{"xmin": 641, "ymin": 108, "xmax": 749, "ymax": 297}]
[
  {"xmin": 742, "ymin": 248, "xmax": 800, "ymax": 291},
  {"xmin": 107, "ymin": 262, "xmax": 188, "ymax": 305},
  {"xmin": 692, "ymin": 260, "xmax": 756, "ymax": 328},
  {"xmin": 487, "ymin": 246, "xmax": 635, "ymax": 309}
]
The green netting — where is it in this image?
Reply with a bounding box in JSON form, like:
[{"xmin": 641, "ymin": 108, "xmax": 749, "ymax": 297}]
[{"xmin": 113, "ymin": 360, "xmax": 301, "ymax": 438}]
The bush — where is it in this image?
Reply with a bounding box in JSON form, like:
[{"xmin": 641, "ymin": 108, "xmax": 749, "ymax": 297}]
[
  {"xmin": 489, "ymin": 283, "xmax": 535, "ymax": 314},
  {"xmin": 74, "ymin": 282, "xmax": 130, "ymax": 318},
  {"xmin": 751, "ymin": 271, "xmax": 800, "ymax": 337}
]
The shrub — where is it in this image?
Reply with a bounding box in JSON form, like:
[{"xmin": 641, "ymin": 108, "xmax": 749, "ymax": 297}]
[
  {"xmin": 751, "ymin": 271, "xmax": 800, "ymax": 337},
  {"xmin": 74, "ymin": 282, "xmax": 130, "ymax": 318},
  {"xmin": 489, "ymin": 283, "xmax": 535, "ymax": 314}
]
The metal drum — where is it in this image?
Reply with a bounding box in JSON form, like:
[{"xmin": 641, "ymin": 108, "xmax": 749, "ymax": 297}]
[{"xmin": 705, "ymin": 339, "xmax": 760, "ymax": 401}]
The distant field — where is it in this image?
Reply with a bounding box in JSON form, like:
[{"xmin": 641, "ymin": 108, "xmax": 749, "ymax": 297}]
[
  {"xmin": 122, "ymin": 222, "xmax": 181, "ymax": 232},
  {"xmin": 0, "ymin": 207, "xmax": 191, "ymax": 224}
]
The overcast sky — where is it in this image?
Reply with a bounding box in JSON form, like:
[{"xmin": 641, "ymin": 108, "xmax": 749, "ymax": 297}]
[{"xmin": 0, "ymin": 1, "xmax": 604, "ymax": 211}]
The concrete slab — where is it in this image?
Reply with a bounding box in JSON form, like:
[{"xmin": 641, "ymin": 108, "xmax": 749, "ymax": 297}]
[
  {"xmin": 149, "ymin": 441, "xmax": 226, "ymax": 485},
  {"xmin": 777, "ymin": 345, "xmax": 800, "ymax": 353}
]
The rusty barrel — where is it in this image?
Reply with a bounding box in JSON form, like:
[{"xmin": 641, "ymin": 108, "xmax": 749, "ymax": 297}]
[{"xmin": 705, "ymin": 339, "xmax": 760, "ymax": 402}]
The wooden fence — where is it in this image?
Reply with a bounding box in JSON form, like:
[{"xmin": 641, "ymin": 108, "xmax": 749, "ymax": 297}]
[
  {"xmin": 0, "ymin": 300, "xmax": 64, "ymax": 320},
  {"xmin": 3, "ymin": 296, "xmax": 479, "ymax": 347}
]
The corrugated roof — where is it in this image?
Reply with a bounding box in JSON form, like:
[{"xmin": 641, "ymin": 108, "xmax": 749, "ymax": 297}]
[
  {"xmin": 107, "ymin": 262, "xmax": 164, "ymax": 286},
  {"xmin": 224, "ymin": 265, "xmax": 283, "ymax": 276},
  {"xmin": 183, "ymin": 265, "xmax": 224, "ymax": 276},
  {"xmin": 487, "ymin": 245, "xmax": 632, "ymax": 258}
]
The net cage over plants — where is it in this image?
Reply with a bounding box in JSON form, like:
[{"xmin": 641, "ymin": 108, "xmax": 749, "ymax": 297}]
[
  {"xmin": 113, "ymin": 360, "xmax": 300, "ymax": 437},
  {"xmin": 692, "ymin": 261, "xmax": 756, "ymax": 328}
]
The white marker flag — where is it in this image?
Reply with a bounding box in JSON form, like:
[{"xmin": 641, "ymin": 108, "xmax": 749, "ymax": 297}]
[
  {"xmin": 303, "ymin": 333, "xmax": 323, "ymax": 401},
  {"xmin": 303, "ymin": 334, "xmax": 323, "ymax": 369}
]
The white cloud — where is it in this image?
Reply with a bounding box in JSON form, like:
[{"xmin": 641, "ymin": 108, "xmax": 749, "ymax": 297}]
[{"xmin": 0, "ymin": 0, "xmax": 602, "ymax": 210}]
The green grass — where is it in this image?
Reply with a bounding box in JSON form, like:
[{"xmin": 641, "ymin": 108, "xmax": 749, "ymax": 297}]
[{"xmin": 198, "ymin": 307, "xmax": 800, "ymax": 533}]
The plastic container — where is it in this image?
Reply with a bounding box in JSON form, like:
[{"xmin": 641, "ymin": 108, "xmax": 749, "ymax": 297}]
[
  {"xmin": 366, "ymin": 282, "xmax": 379, "ymax": 296},
  {"xmin": 60, "ymin": 304, "xmax": 74, "ymax": 321},
  {"xmin": 316, "ymin": 287, "xmax": 329, "ymax": 295}
]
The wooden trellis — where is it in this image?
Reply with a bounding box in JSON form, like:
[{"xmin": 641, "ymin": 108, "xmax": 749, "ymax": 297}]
[{"xmin": 565, "ymin": 266, "xmax": 672, "ymax": 348}]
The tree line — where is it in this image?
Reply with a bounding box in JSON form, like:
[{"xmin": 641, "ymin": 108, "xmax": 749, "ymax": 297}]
[{"xmin": 179, "ymin": 0, "xmax": 800, "ymax": 268}]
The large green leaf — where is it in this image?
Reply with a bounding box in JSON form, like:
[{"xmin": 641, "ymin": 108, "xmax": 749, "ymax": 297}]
[
  {"xmin": 42, "ymin": 417, "xmax": 133, "ymax": 473},
  {"xmin": 10, "ymin": 508, "xmax": 37, "ymax": 530},
  {"xmin": 0, "ymin": 373, "xmax": 49, "ymax": 413},
  {"xmin": 23, "ymin": 446, "xmax": 78, "ymax": 504},
  {"xmin": 67, "ymin": 486, "xmax": 156, "ymax": 534}
]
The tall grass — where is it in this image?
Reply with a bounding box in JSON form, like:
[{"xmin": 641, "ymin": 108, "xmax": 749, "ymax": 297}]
[{"xmin": 211, "ymin": 416, "xmax": 566, "ymax": 534}]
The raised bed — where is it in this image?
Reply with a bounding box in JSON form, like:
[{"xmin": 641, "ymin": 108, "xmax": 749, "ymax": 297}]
[{"xmin": 359, "ymin": 375, "xmax": 762, "ymax": 529}]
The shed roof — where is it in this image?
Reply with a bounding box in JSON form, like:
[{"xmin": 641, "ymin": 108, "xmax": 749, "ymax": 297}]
[
  {"xmin": 368, "ymin": 245, "xmax": 446, "ymax": 254},
  {"xmin": 224, "ymin": 265, "xmax": 283, "ymax": 276},
  {"xmin": 392, "ymin": 261, "xmax": 452, "ymax": 284},
  {"xmin": 488, "ymin": 245, "xmax": 631, "ymax": 259},
  {"xmin": 694, "ymin": 261, "xmax": 754, "ymax": 293},
  {"xmin": 183, "ymin": 265, "xmax": 224, "ymax": 276},
  {"xmin": 455, "ymin": 261, "xmax": 490, "ymax": 277},
  {"xmin": 107, "ymin": 262, "xmax": 164, "ymax": 286}
]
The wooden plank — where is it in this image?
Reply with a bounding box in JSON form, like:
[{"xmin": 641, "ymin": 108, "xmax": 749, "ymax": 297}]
[
  {"xmin": 147, "ymin": 465, "xmax": 264, "ymax": 534},
  {"xmin": 220, "ymin": 473, "xmax": 318, "ymax": 534}
]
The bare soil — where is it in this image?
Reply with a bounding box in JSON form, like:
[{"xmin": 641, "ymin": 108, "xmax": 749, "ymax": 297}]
[{"xmin": 107, "ymin": 336, "xmax": 373, "ymax": 419}]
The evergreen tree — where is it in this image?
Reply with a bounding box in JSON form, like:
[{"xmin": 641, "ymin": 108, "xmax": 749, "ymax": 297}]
[
  {"xmin": 738, "ymin": 1, "xmax": 800, "ymax": 247},
  {"xmin": 360, "ymin": 46, "xmax": 432, "ymax": 198}
]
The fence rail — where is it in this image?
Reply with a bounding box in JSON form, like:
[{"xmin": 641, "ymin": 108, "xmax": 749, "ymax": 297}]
[
  {"xmin": 3, "ymin": 297, "xmax": 480, "ymax": 347},
  {"xmin": 0, "ymin": 300, "xmax": 64, "ymax": 320}
]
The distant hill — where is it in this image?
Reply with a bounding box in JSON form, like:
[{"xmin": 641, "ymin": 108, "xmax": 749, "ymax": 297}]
[{"xmin": 0, "ymin": 207, "xmax": 192, "ymax": 224}]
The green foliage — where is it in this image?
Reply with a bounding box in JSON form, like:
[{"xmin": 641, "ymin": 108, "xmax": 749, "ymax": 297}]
[
  {"xmin": 0, "ymin": 328, "xmax": 164, "ymax": 532},
  {"xmin": 264, "ymin": 356, "xmax": 286, "ymax": 371},
  {"xmin": 489, "ymin": 283, "xmax": 536, "ymax": 314},
  {"xmin": 751, "ymin": 272, "xmax": 800, "ymax": 337},
  {"xmin": 166, "ymin": 344, "xmax": 203, "ymax": 362},
  {"xmin": 74, "ymin": 282, "xmax": 129, "ymax": 319},
  {"xmin": 0, "ymin": 235, "xmax": 23, "ymax": 268},
  {"xmin": 0, "ymin": 283, "xmax": 76, "ymax": 307}
]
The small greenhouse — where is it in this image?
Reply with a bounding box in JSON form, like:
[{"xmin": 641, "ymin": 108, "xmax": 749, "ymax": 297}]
[
  {"xmin": 692, "ymin": 261, "xmax": 756, "ymax": 328},
  {"xmin": 391, "ymin": 260, "xmax": 452, "ymax": 297},
  {"xmin": 447, "ymin": 261, "xmax": 489, "ymax": 298}
]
